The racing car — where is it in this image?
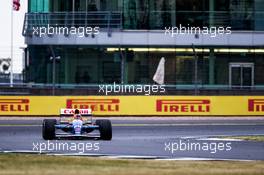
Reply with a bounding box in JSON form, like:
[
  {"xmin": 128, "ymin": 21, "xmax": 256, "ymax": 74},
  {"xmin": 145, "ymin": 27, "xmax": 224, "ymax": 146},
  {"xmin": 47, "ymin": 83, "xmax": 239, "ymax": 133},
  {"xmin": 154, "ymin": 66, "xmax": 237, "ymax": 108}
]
[{"xmin": 42, "ymin": 108, "xmax": 112, "ymax": 140}]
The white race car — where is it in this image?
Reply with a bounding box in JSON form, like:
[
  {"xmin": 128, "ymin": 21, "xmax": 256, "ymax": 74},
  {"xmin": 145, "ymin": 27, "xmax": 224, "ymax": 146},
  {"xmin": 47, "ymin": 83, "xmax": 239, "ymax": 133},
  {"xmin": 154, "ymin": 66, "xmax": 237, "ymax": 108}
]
[{"xmin": 42, "ymin": 109, "xmax": 112, "ymax": 140}]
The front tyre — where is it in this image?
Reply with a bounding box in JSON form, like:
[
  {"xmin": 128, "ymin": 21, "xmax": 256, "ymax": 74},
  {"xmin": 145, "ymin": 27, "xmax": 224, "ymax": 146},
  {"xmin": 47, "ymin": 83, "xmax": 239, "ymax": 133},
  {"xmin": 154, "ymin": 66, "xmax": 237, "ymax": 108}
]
[
  {"xmin": 96, "ymin": 120, "xmax": 112, "ymax": 140},
  {"xmin": 42, "ymin": 119, "xmax": 56, "ymax": 140}
]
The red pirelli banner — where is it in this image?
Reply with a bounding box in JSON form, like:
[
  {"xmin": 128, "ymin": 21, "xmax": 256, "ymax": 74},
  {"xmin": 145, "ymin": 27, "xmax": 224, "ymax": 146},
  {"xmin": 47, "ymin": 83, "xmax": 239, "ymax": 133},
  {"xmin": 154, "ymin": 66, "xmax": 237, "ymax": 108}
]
[{"xmin": 0, "ymin": 96, "xmax": 263, "ymax": 116}]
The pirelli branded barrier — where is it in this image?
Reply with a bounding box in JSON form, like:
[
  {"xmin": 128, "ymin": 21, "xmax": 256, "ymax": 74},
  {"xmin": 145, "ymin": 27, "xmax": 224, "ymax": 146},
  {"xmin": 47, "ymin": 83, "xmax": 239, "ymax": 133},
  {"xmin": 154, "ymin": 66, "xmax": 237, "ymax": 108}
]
[{"xmin": 0, "ymin": 96, "xmax": 264, "ymax": 116}]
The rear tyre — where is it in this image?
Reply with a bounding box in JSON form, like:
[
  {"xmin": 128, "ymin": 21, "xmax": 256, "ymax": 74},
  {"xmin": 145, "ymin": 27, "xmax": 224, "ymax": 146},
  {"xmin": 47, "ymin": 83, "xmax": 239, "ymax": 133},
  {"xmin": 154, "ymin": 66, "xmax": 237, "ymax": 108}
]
[
  {"xmin": 96, "ymin": 120, "xmax": 112, "ymax": 140},
  {"xmin": 42, "ymin": 119, "xmax": 56, "ymax": 140}
]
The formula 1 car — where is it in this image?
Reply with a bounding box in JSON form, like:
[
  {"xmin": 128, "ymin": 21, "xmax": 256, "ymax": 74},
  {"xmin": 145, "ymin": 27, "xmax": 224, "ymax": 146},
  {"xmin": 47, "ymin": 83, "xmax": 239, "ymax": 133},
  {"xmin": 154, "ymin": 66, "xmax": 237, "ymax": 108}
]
[{"xmin": 42, "ymin": 109, "xmax": 112, "ymax": 140}]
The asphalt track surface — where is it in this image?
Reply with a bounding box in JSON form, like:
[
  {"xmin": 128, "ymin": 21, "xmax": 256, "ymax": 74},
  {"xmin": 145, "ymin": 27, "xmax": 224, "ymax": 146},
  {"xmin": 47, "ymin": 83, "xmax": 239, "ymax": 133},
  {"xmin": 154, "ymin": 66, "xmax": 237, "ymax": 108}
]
[{"xmin": 0, "ymin": 117, "xmax": 264, "ymax": 160}]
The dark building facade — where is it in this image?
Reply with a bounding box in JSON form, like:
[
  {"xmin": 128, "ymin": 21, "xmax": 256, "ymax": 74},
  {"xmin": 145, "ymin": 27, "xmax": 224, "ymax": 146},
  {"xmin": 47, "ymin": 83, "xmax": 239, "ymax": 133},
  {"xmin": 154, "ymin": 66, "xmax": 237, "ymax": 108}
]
[{"xmin": 23, "ymin": 0, "xmax": 264, "ymax": 89}]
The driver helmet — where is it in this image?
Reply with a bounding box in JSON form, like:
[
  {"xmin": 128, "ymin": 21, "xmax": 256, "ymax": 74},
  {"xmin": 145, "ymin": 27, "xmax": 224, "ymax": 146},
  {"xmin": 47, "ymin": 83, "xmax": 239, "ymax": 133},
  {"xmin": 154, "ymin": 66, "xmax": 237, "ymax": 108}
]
[{"xmin": 75, "ymin": 114, "xmax": 81, "ymax": 119}]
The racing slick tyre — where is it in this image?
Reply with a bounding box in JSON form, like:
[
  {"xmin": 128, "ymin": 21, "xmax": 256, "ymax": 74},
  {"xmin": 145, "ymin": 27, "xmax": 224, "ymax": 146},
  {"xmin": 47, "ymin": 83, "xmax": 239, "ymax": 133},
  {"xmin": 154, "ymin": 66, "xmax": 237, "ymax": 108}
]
[
  {"xmin": 96, "ymin": 120, "xmax": 112, "ymax": 140},
  {"xmin": 42, "ymin": 119, "xmax": 56, "ymax": 140}
]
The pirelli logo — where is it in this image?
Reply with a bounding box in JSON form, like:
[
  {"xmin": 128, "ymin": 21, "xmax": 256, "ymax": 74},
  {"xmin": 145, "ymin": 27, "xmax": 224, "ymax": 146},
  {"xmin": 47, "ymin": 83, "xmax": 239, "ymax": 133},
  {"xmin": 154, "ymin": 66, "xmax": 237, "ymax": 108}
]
[
  {"xmin": 248, "ymin": 99, "xmax": 264, "ymax": 112},
  {"xmin": 156, "ymin": 99, "xmax": 210, "ymax": 113},
  {"xmin": 0, "ymin": 99, "xmax": 29, "ymax": 112},
  {"xmin": 66, "ymin": 99, "xmax": 120, "ymax": 112}
]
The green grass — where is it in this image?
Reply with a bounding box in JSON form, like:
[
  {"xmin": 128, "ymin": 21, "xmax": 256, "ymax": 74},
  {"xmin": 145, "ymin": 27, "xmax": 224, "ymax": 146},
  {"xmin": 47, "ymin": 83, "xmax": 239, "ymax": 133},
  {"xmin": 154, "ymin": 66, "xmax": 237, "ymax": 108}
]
[
  {"xmin": 0, "ymin": 154, "xmax": 264, "ymax": 175},
  {"xmin": 222, "ymin": 135, "xmax": 264, "ymax": 142}
]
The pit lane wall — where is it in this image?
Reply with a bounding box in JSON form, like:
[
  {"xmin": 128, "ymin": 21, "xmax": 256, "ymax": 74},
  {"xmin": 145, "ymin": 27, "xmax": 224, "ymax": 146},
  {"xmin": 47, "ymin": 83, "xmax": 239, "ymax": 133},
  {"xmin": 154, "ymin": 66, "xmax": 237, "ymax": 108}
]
[{"xmin": 0, "ymin": 96, "xmax": 263, "ymax": 116}]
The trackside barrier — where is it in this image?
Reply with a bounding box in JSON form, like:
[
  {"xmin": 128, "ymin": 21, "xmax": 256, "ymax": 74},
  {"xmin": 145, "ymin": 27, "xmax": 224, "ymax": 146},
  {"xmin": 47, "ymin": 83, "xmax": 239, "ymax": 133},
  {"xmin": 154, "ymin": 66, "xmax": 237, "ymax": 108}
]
[{"xmin": 0, "ymin": 96, "xmax": 263, "ymax": 116}]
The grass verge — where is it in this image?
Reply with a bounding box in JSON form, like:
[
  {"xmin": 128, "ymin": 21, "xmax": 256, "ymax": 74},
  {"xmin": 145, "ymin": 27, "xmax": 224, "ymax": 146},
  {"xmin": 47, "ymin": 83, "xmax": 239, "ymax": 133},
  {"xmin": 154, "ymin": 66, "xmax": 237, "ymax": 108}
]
[
  {"xmin": 221, "ymin": 135, "xmax": 264, "ymax": 142},
  {"xmin": 0, "ymin": 154, "xmax": 264, "ymax": 175}
]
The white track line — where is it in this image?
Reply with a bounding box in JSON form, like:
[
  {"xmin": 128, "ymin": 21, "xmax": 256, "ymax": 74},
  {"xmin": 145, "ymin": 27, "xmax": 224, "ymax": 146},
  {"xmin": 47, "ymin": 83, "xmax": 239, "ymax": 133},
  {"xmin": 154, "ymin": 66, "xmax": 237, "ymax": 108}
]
[
  {"xmin": 197, "ymin": 138, "xmax": 243, "ymax": 141},
  {"xmin": 0, "ymin": 151, "xmax": 259, "ymax": 161}
]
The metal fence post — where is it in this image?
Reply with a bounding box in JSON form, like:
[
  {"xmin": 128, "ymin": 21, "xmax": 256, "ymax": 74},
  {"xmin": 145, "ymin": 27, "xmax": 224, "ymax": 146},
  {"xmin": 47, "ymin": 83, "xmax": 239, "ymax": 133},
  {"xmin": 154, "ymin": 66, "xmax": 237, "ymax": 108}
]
[{"xmin": 192, "ymin": 44, "xmax": 198, "ymax": 95}]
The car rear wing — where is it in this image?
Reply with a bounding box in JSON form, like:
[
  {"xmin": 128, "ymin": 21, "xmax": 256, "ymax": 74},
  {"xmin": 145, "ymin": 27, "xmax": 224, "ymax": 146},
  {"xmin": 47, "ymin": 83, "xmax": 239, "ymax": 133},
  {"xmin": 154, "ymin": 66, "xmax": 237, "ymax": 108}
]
[{"xmin": 60, "ymin": 109, "xmax": 92, "ymax": 117}]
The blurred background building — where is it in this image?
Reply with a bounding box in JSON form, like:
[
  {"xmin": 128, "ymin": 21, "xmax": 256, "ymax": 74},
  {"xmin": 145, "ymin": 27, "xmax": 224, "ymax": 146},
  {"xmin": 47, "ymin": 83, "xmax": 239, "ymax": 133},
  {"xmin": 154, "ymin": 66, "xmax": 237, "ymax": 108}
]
[{"xmin": 22, "ymin": 0, "xmax": 264, "ymax": 91}]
